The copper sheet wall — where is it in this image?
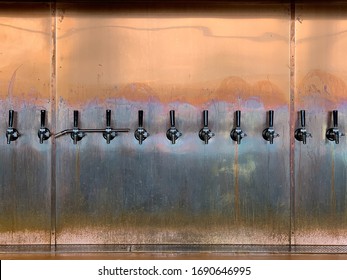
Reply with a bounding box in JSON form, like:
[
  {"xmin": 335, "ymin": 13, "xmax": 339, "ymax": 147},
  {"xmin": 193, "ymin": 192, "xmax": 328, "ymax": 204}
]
[
  {"xmin": 55, "ymin": 3, "xmax": 290, "ymax": 245},
  {"xmin": 0, "ymin": 3, "xmax": 52, "ymax": 244},
  {"xmin": 0, "ymin": 2, "xmax": 346, "ymax": 248},
  {"xmin": 294, "ymin": 4, "xmax": 347, "ymax": 245}
]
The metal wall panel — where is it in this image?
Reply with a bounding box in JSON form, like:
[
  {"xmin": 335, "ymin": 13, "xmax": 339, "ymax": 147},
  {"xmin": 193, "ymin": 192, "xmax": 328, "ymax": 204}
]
[
  {"xmin": 294, "ymin": 4, "xmax": 347, "ymax": 245},
  {"xmin": 8, "ymin": 2, "xmax": 347, "ymax": 248},
  {"xmin": 0, "ymin": 3, "xmax": 52, "ymax": 244},
  {"xmin": 55, "ymin": 4, "xmax": 290, "ymax": 244}
]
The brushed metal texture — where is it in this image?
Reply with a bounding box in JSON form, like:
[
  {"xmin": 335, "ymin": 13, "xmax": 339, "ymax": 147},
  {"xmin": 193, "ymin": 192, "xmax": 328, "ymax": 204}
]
[
  {"xmin": 0, "ymin": 3, "xmax": 52, "ymax": 245},
  {"xmin": 294, "ymin": 4, "xmax": 347, "ymax": 245}
]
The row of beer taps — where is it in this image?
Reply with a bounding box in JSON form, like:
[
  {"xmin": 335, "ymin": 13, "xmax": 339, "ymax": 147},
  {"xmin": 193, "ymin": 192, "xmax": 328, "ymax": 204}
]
[{"xmin": 4, "ymin": 109, "xmax": 345, "ymax": 145}]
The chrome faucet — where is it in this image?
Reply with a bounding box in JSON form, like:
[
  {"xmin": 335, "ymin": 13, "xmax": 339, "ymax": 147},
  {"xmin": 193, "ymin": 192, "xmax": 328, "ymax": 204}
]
[
  {"xmin": 6, "ymin": 110, "xmax": 19, "ymax": 144},
  {"xmin": 294, "ymin": 110, "xmax": 312, "ymax": 144},
  {"xmin": 326, "ymin": 110, "xmax": 344, "ymax": 144},
  {"xmin": 262, "ymin": 110, "xmax": 279, "ymax": 144},
  {"xmin": 102, "ymin": 110, "xmax": 117, "ymax": 144},
  {"xmin": 199, "ymin": 110, "xmax": 214, "ymax": 144},
  {"xmin": 166, "ymin": 110, "xmax": 182, "ymax": 144},
  {"xmin": 230, "ymin": 110, "xmax": 247, "ymax": 144},
  {"xmin": 70, "ymin": 110, "xmax": 85, "ymax": 144},
  {"xmin": 38, "ymin": 110, "xmax": 51, "ymax": 144},
  {"xmin": 134, "ymin": 110, "xmax": 149, "ymax": 144}
]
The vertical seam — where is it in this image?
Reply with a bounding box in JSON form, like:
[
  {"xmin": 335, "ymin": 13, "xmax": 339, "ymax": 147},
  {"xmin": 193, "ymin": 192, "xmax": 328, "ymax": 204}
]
[
  {"xmin": 290, "ymin": 1, "xmax": 296, "ymax": 249},
  {"xmin": 50, "ymin": 0, "xmax": 57, "ymax": 249}
]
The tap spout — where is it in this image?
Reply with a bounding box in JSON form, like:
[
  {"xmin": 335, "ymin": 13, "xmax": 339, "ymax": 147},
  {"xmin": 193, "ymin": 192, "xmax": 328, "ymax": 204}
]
[
  {"xmin": 166, "ymin": 110, "xmax": 182, "ymax": 144},
  {"xmin": 6, "ymin": 110, "xmax": 19, "ymax": 144},
  {"xmin": 230, "ymin": 110, "xmax": 246, "ymax": 144}
]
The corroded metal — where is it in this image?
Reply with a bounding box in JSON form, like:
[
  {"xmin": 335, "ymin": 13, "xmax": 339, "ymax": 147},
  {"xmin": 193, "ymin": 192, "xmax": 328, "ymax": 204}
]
[
  {"xmin": 3, "ymin": 2, "xmax": 347, "ymax": 249},
  {"xmin": 54, "ymin": 4, "xmax": 290, "ymax": 245},
  {"xmin": 0, "ymin": 3, "xmax": 52, "ymax": 245},
  {"xmin": 294, "ymin": 4, "xmax": 347, "ymax": 245}
]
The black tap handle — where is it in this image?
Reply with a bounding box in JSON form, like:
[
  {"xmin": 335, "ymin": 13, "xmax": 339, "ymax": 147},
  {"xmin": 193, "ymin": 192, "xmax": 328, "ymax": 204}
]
[
  {"xmin": 73, "ymin": 110, "xmax": 78, "ymax": 127},
  {"xmin": 138, "ymin": 110, "xmax": 143, "ymax": 127},
  {"xmin": 9, "ymin": 110, "xmax": 14, "ymax": 127},
  {"xmin": 106, "ymin": 110, "xmax": 111, "ymax": 127},
  {"xmin": 333, "ymin": 110, "xmax": 338, "ymax": 127},
  {"xmin": 41, "ymin": 110, "xmax": 46, "ymax": 128},
  {"xmin": 203, "ymin": 110, "xmax": 208, "ymax": 127},
  {"xmin": 236, "ymin": 110, "xmax": 241, "ymax": 127},
  {"xmin": 300, "ymin": 110, "xmax": 305, "ymax": 127},
  {"xmin": 170, "ymin": 110, "xmax": 175, "ymax": 127},
  {"xmin": 269, "ymin": 110, "xmax": 274, "ymax": 127}
]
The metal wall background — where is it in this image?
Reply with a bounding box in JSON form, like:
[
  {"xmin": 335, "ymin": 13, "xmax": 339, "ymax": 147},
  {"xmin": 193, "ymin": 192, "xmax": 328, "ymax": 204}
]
[
  {"xmin": 294, "ymin": 4, "xmax": 347, "ymax": 245},
  {"xmin": 0, "ymin": 2, "xmax": 345, "ymax": 248},
  {"xmin": 0, "ymin": 3, "xmax": 52, "ymax": 244},
  {"xmin": 55, "ymin": 3, "xmax": 290, "ymax": 245}
]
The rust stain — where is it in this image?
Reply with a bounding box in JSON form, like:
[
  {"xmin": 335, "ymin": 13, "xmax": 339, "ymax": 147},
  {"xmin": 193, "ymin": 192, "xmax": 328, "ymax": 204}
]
[
  {"xmin": 215, "ymin": 76, "xmax": 251, "ymax": 104},
  {"xmin": 251, "ymin": 80, "xmax": 287, "ymax": 108},
  {"xmin": 233, "ymin": 146, "xmax": 239, "ymax": 222},
  {"xmin": 118, "ymin": 82, "xmax": 159, "ymax": 102},
  {"xmin": 0, "ymin": 230, "xmax": 50, "ymax": 245},
  {"xmin": 55, "ymin": 212, "xmax": 289, "ymax": 245},
  {"xmin": 297, "ymin": 69, "xmax": 347, "ymax": 108},
  {"xmin": 331, "ymin": 147, "xmax": 336, "ymax": 219},
  {"xmin": 58, "ymin": 76, "xmax": 287, "ymax": 108},
  {"xmin": 297, "ymin": 145, "xmax": 302, "ymax": 211},
  {"xmin": 75, "ymin": 145, "xmax": 81, "ymax": 198}
]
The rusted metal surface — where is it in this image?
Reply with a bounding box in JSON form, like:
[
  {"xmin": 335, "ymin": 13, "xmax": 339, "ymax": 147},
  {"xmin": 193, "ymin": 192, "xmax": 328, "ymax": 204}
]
[
  {"xmin": 294, "ymin": 4, "xmax": 347, "ymax": 245},
  {"xmin": 54, "ymin": 4, "xmax": 290, "ymax": 244},
  {"xmin": 50, "ymin": 1, "xmax": 57, "ymax": 246},
  {"xmin": 0, "ymin": 3, "xmax": 52, "ymax": 244},
  {"xmin": 2, "ymin": 2, "xmax": 347, "ymax": 249}
]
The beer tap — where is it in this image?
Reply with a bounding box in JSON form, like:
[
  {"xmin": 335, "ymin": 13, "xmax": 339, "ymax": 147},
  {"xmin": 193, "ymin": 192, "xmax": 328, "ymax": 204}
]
[
  {"xmin": 294, "ymin": 110, "xmax": 312, "ymax": 144},
  {"xmin": 37, "ymin": 110, "xmax": 51, "ymax": 144},
  {"xmin": 199, "ymin": 110, "xmax": 214, "ymax": 144},
  {"xmin": 102, "ymin": 110, "xmax": 117, "ymax": 144},
  {"xmin": 326, "ymin": 110, "xmax": 345, "ymax": 144},
  {"xmin": 166, "ymin": 110, "xmax": 182, "ymax": 144},
  {"xmin": 55, "ymin": 110, "xmax": 130, "ymax": 144},
  {"xmin": 134, "ymin": 110, "xmax": 149, "ymax": 144},
  {"xmin": 230, "ymin": 110, "xmax": 247, "ymax": 144},
  {"xmin": 70, "ymin": 110, "xmax": 85, "ymax": 144},
  {"xmin": 262, "ymin": 110, "xmax": 279, "ymax": 144},
  {"xmin": 6, "ymin": 110, "xmax": 19, "ymax": 144}
]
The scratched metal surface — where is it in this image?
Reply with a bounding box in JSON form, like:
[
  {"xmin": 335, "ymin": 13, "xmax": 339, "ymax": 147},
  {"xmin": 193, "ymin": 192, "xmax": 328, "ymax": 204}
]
[
  {"xmin": 54, "ymin": 4, "xmax": 290, "ymax": 244},
  {"xmin": 0, "ymin": 3, "xmax": 52, "ymax": 244},
  {"xmin": 294, "ymin": 4, "xmax": 347, "ymax": 245}
]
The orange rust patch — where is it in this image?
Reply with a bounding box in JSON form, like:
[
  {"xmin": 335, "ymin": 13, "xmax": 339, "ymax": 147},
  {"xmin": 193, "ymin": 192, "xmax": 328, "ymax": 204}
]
[
  {"xmin": 118, "ymin": 82, "xmax": 159, "ymax": 102},
  {"xmin": 215, "ymin": 76, "xmax": 251, "ymax": 104},
  {"xmin": 297, "ymin": 69, "xmax": 347, "ymax": 108},
  {"xmin": 252, "ymin": 80, "xmax": 287, "ymax": 108},
  {"xmin": 59, "ymin": 76, "xmax": 287, "ymax": 107},
  {"xmin": 214, "ymin": 76, "xmax": 287, "ymax": 108}
]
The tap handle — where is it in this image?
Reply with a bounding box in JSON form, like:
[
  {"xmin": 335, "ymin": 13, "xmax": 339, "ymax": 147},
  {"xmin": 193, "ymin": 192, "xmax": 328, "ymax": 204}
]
[
  {"xmin": 203, "ymin": 110, "xmax": 208, "ymax": 127},
  {"xmin": 73, "ymin": 110, "xmax": 79, "ymax": 128},
  {"xmin": 333, "ymin": 110, "xmax": 338, "ymax": 127},
  {"xmin": 236, "ymin": 110, "xmax": 241, "ymax": 127},
  {"xmin": 138, "ymin": 110, "xmax": 143, "ymax": 127},
  {"xmin": 269, "ymin": 110, "xmax": 274, "ymax": 127},
  {"xmin": 170, "ymin": 110, "xmax": 175, "ymax": 127},
  {"xmin": 9, "ymin": 110, "xmax": 14, "ymax": 127},
  {"xmin": 300, "ymin": 110, "xmax": 306, "ymax": 127},
  {"xmin": 41, "ymin": 110, "xmax": 46, "ymax": 128},
  {"xmin": 106, "ymin": 110, "xmax": 111, "ymax": 127}
]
